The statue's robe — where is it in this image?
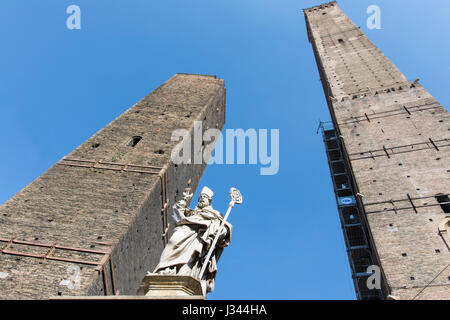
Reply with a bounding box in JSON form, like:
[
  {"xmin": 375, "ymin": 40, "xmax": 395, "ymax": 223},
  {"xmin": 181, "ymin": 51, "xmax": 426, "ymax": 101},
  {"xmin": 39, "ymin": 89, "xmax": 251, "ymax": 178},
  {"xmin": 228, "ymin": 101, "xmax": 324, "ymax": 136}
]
[{"xmin": 153, "ymin": 205, "xmax": 232, "ymax": 292}]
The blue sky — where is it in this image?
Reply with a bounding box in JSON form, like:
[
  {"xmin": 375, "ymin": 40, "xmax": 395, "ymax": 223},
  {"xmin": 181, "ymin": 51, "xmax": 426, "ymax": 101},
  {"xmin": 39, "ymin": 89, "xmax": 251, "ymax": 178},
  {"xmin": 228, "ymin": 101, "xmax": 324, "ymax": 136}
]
[{"xmin": 0, "ymin": 0, "xmax": 449, "ymax": 299}]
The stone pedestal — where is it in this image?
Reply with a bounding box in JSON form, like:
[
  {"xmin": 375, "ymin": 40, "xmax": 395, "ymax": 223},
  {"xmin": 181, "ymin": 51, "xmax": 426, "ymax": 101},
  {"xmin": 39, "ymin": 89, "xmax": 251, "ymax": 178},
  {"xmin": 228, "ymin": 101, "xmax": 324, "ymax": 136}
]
[{"xmin": 140, "ymin": 274, "xmax": 206, "ymax": 300}]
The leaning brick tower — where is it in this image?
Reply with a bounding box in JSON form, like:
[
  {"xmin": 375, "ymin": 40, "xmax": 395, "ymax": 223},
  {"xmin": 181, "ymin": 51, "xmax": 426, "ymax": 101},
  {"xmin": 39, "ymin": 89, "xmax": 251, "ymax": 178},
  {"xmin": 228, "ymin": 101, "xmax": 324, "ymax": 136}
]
[
  {"xmin": 305, "ymin": 1, "xmax": 449, "ymax": 299},
  {"xmin": 0, "ymin": 73, "xmax": 226, "ymax": 299}
]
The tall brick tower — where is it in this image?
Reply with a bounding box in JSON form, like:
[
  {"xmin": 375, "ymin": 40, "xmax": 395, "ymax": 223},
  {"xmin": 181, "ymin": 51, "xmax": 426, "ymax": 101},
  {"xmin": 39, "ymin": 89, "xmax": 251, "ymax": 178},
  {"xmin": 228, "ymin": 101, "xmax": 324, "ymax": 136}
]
[
  {"xmin": 0, "ymin": 73, "xmax": 226, "ymax": 299},
  {"xmin": 305, "ymin": 2, "xmax": 449, "ymax": 300}
]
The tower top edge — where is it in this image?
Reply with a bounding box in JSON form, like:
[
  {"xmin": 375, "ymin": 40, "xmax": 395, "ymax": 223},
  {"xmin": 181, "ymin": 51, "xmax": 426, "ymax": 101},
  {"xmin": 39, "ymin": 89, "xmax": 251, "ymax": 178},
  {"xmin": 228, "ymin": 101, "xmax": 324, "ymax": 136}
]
[
  {"xmin": 175, "ymin": 73, "xmax": 218, "ymax": 79},
  {"xmin": 302, "ymin": 1, "xmax": 338, "ymax": 12}
]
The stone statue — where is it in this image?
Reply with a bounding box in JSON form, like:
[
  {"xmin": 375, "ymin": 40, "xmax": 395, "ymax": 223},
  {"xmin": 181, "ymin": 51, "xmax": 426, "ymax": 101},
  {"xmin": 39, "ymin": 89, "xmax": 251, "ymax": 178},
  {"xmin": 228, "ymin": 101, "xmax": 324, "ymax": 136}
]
[{"xmin": 151, "ymin": 186, "xmax": 237, "ymax": 293}]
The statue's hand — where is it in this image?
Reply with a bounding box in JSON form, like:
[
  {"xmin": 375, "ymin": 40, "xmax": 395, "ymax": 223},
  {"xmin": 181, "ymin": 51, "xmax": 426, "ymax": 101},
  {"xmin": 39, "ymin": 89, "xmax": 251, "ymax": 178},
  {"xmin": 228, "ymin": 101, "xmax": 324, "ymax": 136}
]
[
  {"xmin": 175, "ymin": 199, "xmax": 187, "ymax": 210},
  {"xmin": 183, "ymin": 189, "xmax": 193, "ymax": 201},
  {"xmin": 184, "ymin": 209, "xmax": 194, "ymax": 217},
  {"xmin": 219, "ymin": 226, "xmax": 228, "ymax": 239}
]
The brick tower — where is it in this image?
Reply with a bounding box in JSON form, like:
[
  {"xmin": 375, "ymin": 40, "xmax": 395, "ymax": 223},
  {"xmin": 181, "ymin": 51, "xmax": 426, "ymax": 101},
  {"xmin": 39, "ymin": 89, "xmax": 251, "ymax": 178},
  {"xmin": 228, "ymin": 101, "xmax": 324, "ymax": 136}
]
[
  {"xmin": 305, "ymin": 2, "xmax": 449, "ymax": 299},
  {"xmin": 0, "ymin": 74, "xmax": 226, "ymax": 299}
]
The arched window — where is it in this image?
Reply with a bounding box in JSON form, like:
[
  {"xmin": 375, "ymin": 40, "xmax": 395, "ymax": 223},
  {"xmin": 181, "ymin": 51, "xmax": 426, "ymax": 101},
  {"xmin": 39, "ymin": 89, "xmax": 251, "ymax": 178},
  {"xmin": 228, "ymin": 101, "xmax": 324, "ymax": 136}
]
[{"xmin": 128, "ymin": 136, "xmax": 142, "ymax": 147}]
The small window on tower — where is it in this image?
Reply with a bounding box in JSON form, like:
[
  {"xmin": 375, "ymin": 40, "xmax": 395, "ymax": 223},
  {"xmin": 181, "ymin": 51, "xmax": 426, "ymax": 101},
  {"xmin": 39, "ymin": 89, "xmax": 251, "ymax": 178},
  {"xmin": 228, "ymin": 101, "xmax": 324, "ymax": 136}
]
[
  {"xmin": 128, "ymin": 136, "xmax": 142, "ymax": 147},
  {"xmin": 436, "ymin": 194, "xmax": 450, "ymax": 213}
]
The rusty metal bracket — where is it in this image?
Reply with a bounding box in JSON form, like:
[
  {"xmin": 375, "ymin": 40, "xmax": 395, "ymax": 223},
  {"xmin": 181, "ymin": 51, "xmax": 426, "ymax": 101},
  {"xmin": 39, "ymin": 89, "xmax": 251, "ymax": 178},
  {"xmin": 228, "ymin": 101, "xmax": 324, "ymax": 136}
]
[
  {"xmin": 382, "ymin": 145, "xmax": 391, "ymax": 159},
  {"xmin": 349, "ymin": 139, "xmax": 450, "ymax": 161},
  {"xmin": 365, "ymin": 193, "xmax": 450, "ymax": 214},
  {"xmin": 389, "ymin": 200, "xmax": 398, "ymax": 215},
  {"xmin": 0, "ymin": 238, "xmax": 117, "ymax": 296},
  {"xmin": 43, "ymin": 242, "xmax": 58, "ymax": 262},
  {"xmin": 159, "ymin": 165, "xmax": 170, "ymax": 246},
  {"xmin": 339, "ymin": 103, "xmax": 440, "ymax": 125},
  {"xmin": 53, "ymin": 157, "xmax": 173, "ymax": 284},
  {"xmin": 407, "ymin": 193, "xmax": 418, "ymax": 213},
  {"xmin": 58, "ymin": 157, "xmax": 163, "ymax": 175},
  {"xmin": 428, "ymin": 138, "xmax": 440, "ymax": 151},
  {"xmin": 403, "ymin": 106, "xmax": 411, "ymax": 115}
]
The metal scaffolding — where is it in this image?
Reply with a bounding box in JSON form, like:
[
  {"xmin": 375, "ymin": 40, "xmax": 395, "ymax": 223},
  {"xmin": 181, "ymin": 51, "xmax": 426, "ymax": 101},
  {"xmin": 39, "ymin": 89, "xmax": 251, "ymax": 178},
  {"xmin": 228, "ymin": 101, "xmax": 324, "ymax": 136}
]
[{"xmin": 318, "ymin": 121, "xmax": 383, "ymax": 300}]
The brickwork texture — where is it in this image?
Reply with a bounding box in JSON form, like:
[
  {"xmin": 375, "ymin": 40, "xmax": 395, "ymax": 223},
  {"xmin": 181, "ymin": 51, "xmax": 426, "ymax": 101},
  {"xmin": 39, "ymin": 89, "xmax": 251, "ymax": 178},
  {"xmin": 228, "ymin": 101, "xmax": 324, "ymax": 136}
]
[
  {"xmin": 305, "ymin": 1, "xmax": 450, "ymax": 300},
  {"xmin": 0, "ymin": 73, "xmax": 226, "ymax": 299}
]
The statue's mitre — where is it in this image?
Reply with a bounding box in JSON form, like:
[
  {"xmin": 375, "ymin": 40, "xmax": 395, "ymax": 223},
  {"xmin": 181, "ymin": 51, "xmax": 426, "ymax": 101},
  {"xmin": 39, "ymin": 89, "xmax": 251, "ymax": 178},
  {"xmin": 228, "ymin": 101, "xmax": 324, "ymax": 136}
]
[{"xmin": 200, "ymin": 186, "xmax": 214, "ymax": 198}]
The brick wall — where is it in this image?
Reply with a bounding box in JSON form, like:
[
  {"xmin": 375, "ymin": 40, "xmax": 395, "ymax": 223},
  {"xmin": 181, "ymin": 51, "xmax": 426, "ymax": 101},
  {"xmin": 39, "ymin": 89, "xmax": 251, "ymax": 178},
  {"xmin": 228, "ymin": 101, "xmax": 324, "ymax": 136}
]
[
  {"xmin": 305, "ymin": 1, "xmax": 450, "ymax": 299},
  {"xmin": 0, "ymin": 73, "xmax": 226, "ymax": 299}
]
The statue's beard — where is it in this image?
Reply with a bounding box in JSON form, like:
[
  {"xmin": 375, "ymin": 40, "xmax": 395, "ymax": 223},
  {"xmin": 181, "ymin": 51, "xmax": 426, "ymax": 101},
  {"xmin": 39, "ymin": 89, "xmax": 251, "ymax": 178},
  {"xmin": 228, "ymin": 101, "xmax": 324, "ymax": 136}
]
[{"xmin": 198, "ymin": 200, "xmax": 209, "ymax": 208}]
